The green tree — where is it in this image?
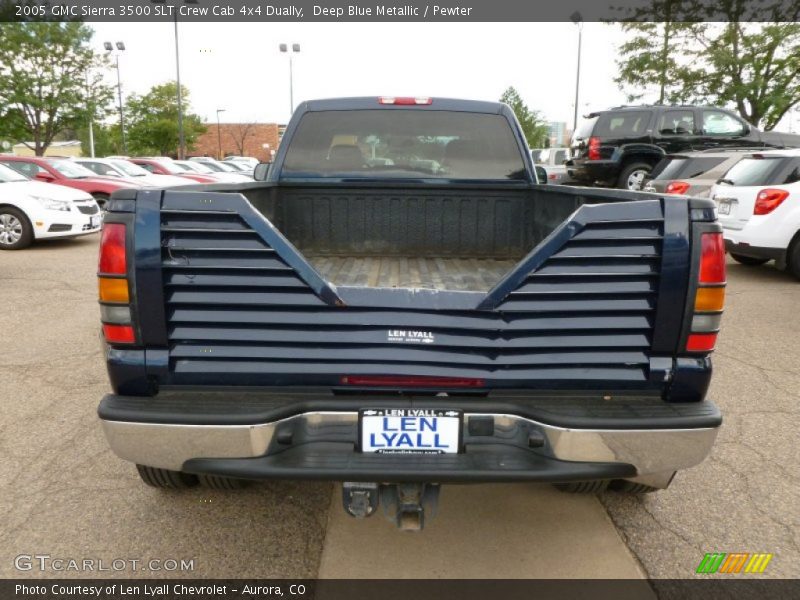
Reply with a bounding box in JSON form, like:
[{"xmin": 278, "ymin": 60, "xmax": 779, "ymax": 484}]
[
  {"xmin": 499, "ymin": 86, "xmax": 549, "ymax": 148},
  {"xmin": 703, "ymin": 22, "xmax": 800, "ymax": 129},
  {"xmin": 614, "ymin": 1, "xmax": 800, "ymax": 129},
  {"xmin": 73, "ymin": 122, "xmax": 122, "ymax": 158},
  {"xmin": 614, "ymin": 17, "xmax": 702, "ymax": 104},
  {"xmin": 125, "ymin": 82, "xmax": 206, "ymax": 156},
  {"xmin": 0, "ymin": 22, "xmax": 113, "ymax": 155}
]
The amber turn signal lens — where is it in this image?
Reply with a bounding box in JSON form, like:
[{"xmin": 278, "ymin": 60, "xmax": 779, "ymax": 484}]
[
  {"xmin": 695, "ymin": 286, "xmax": 725, "ymax": 312},
  {"xmin": 98, "ymin": 277, "xmax": 129, "ymax": 303}
]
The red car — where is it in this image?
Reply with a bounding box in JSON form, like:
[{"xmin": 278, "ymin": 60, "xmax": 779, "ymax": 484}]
[
  {"xmin": 0, "ymin": 156, "xmax": 145, "ymax": 208},
  {"xmin": 130, "ymin": 157, "xmax": 219, "ymax": 184}
]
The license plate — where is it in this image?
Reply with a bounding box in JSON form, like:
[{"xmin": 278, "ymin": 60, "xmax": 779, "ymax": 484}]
[
  {"xmin": 360, "ymin": 409, "xmax": 462, "ymax": 454},
  {"xmin": 717, "ymin": 199, "xmax": 733, "ymax": 215},
  {"xmin": 90, "ymin": 215, "xmax": 100, "ymax": 228}
]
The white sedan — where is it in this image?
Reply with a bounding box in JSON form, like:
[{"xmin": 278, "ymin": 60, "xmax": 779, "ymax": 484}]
[{"xmin": 0, "ymin": 163, "xmax": 101, "ymax": 250}]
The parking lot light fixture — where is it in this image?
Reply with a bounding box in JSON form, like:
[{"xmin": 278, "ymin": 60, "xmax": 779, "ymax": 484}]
[
  {"xmin": 216, "ymin": 109, "xmax": 226, "ymax": 160},
  {"xmin": 279, "ymin": 43, "xmax": 301, "ymax": 118},
  {"xmin": 105, "ymin": 41, "xmax": 127, "ymax": 155}
]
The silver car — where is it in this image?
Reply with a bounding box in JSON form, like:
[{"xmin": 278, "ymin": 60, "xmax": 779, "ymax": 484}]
[
  {"xmin": 531, "ymin": 147, "xmax": 570, "ymax": 184},
  {"xmin": 643, "ymin": 150, "xmax": 754, "ymax": 197}
]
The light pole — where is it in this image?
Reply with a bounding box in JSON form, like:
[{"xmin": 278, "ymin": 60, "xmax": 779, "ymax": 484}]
[
  {"xmin": 104, "ymin": 41, "xmax": 127, "ymax": 155},
  {"xmin": 279, "ymin": 43, "xmax": 300, "ymax": 117},
  {"xmin": 174, "ymin": 14, "xmax": 186, "ymax": 159},
  {"xmin": 84, "ymin": 70, "xmax": 95, "ymax": 158},
  {"xmin": 570, "ymin": 12, "xmax": 583, "ymax": 132},
  {"xmin": 149, "ymin": 0, "xmax": 192, "ymax": 158},
  {"xmin": 216, "ymin": 109, "xmax": 226, "ymax": 159}
]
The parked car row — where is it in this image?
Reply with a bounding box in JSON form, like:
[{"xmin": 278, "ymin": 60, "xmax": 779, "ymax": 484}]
[
  {"xmin": 567, "ymin": 104, "xmax": 800, "ymax": 190},
  {"xmin": 641, "ymin": 147, "xmax": 800, "ymax": 278},
  {"xmin": 0, "ymin": 154, "xmax": 257, "ymax": 250},
  {"xmin": 129, "ymin": 157, "xmax": 252, "ymax": 184},
  {"xmin": 558, "ymin": 103, "xmax": 800, "ymax": 280}
]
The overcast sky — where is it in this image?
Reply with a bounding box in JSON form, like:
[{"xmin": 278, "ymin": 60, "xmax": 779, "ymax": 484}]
[
  {"xmin": 89, "ymin": 22, "xmax": 632, "ymax": 128},
  {"xmin": 87, "ymin": 21, "xmax": 800, "ymax": 133}
]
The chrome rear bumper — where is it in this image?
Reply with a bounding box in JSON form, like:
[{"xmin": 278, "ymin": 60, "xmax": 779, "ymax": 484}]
[{"xmin": 101, "ymin": 411, "xmax": 718, "ymax": 489}]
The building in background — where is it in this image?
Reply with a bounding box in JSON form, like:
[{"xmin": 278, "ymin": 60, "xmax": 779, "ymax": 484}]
[
  {"xmin": 13, "ymin": 140, "xmax": 82, "ymax": 158},
  {"xmin": 194, "ymin": 123, "xmax": 283, "ymax": 162},
  {"xmin": 548, "ymin": 122, "xmax": 568, "ymax": 147}
]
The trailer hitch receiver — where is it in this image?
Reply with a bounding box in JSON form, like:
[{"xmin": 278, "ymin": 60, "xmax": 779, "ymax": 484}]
[
  {"xmin": 382, "ymin": 483, "xmax": 440, "ymax": 531},
  {"xmin": 341, "ymin": 482, "xmax": 441, "ymax": 530}
]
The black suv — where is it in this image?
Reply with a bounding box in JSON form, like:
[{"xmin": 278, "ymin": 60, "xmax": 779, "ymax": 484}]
[{"xmin": 566, "ymin": 105, "xmax": 800, "ymax": 190}]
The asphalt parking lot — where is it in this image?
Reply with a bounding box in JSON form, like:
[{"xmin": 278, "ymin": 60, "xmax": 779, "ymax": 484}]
[
  {"xmin": 601, "ymin": 259, "xmax": 800, "ymax": 581},
  {"xmin": 1, "ymin": 234, "xmax": 797, "ymax": 582}
]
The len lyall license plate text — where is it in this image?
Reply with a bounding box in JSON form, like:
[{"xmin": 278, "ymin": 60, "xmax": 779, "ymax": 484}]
[{"xmin": 361, "ymin": 409, "xmax": 461, "ymax": 454}]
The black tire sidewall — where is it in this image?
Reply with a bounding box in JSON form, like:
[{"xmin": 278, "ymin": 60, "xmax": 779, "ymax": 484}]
[
  {"xmin": 730, "ymin": 253, "xmax": 769, "ymax": 266},
  {"xmin": 617, "ymin": 161, "xmax": 652, "ymax": 190},
  {"xmin": 787, "ymin": 239, "xmax": 800, "ymax": 279},
  {"xmin": 0, "ymin": 206, "xmax": 34, "ymax": 250}
]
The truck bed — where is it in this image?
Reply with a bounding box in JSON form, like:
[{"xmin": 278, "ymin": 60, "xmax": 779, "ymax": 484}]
[{"xmin": 307, "ymin": 256, "xmax": 517, "ymax": 291}]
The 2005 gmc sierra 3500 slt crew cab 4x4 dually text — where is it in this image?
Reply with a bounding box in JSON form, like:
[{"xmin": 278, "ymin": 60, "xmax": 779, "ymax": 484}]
[{"xmin": 97, "ymin": 97, "xmax": 725, "ymax": 530}]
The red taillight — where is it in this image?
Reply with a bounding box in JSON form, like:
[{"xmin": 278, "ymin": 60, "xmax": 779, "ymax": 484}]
[
  {"xmin": 687, "ymin": 231, "xmax": 726, "ymax": 353},
  {"xmin": 665, "ymin": 181, "xmax": 690, "ymax": 195},
  {"xmin": 98, "ymin": 223, "xmax": 135, "ymax": 345},
  {"xmin": 699, "ymin": 232, "xmax": 726, "ymax": 284},
  {"xmin": 753, "ymin": 188, "xmax": 789, "ymax": 215},
  {"xmin": 99, "ymin": 223, "xmax": 127, "ymax": 275},
  {"xmin": 340, "ymin": 375, "xmax": 485, "ymax": 388},
  {"xmin": 378, "ymin": 97, "xmax": 432, "ymax": 105},
  {"xmin": 686, "ymin": 333, "xmax": 718, "ymax": 352},
  {"xmin": 102, "ymin": 324, "xmax": 135, "ymax": 344},
  {"xmin": 587, "ymin": 137, "xmax": 601, "ymax": 160}
]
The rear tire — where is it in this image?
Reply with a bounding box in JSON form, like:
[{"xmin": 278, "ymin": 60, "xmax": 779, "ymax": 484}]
[
  {"xmin": 617, "ymin": 162, "xmax": 652, "ymax": 191},
  {"xmin": 555, "ymin": 480, "xmax": 610, "ymax": 494},
  {"xmin": 136, "ymin": 464, "xmax": 198, "ymax": 489},
  {"xmin": 787, "ymin": 236, "xmax": 800, "ymax": 280},
  {"xmin": 730, "ymin": 253, "xmax": 769, "ymax": 266},
  {"xmin": 609, "ymin": 480, "xmax": 661, "ymax": 494},
  {"xmin": 197, "ymin": 474, "xmax": 251, "ymax": 490},
  {"xmin": 0, "ymin": 207, "xmax": 33, "ymax": 250}
]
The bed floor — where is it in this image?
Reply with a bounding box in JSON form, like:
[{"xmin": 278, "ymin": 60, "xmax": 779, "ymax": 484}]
[{"xmin": 305, "ymin": 256, "xmax": 518, "ymax": 292}]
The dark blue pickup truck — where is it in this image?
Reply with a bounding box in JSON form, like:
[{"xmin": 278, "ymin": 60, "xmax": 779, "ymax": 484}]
[{"xmin": 97, "ymin": 97, "xmax": 725, "ymax": 529}]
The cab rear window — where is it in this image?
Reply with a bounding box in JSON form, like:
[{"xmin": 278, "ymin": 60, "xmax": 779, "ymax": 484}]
[{"xmin": 282, "ymin": 110, "xmax": 527, "ymax": 180}]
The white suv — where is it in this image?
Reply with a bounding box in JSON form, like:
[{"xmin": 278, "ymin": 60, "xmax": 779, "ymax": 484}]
[{"xmin": 709, "ymin": 149, "xmax": 800, "ymax": 278}]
